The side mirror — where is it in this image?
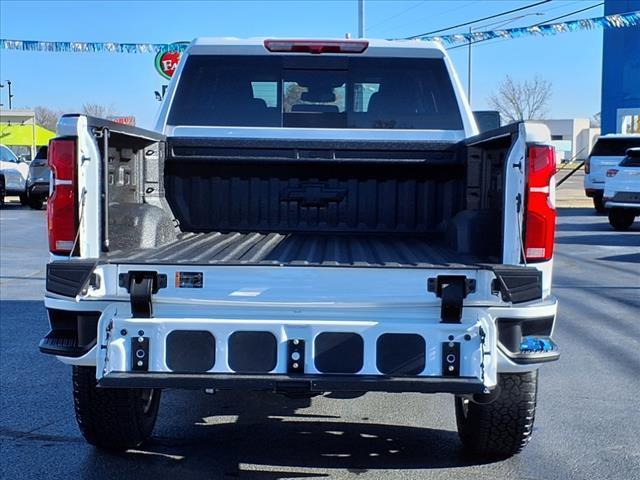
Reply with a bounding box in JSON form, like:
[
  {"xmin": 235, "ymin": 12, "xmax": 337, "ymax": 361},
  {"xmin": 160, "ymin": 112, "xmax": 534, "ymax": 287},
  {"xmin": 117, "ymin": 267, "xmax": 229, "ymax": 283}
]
[
  {"xmin": 625, "ymin": 147, "xmax": 640, "ymax": 158},
  {"xmin": 473, "ymin": 110, "xmax": 501, "ymax": 134}
]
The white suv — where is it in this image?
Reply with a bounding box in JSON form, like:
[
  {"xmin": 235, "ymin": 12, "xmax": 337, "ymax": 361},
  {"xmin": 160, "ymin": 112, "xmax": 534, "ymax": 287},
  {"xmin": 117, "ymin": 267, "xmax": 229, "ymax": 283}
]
[
  {"xmin": 584, "ymin": 134, "xmax": 640, "ymax": 212},
  {"xmin": 604, "ymin": 147, "xmax": 640, "ymax": 230}
]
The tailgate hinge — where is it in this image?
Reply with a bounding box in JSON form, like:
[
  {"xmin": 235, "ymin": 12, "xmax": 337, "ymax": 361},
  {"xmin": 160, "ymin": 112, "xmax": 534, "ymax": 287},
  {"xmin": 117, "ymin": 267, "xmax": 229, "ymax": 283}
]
[
  {"xmin": 428, "ymin": 276, "xmax": 475, "ymax": 324},
  {"xmin": 119, "ymin": 271, "xmax": 167, "ymax": 318}
]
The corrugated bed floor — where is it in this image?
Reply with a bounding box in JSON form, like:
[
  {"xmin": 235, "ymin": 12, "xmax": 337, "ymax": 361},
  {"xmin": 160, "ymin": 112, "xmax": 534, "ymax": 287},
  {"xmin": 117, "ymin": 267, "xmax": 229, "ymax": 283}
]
[{"xmin": 106, "ymin": 231, "xmax": 486, "ymax": 267}]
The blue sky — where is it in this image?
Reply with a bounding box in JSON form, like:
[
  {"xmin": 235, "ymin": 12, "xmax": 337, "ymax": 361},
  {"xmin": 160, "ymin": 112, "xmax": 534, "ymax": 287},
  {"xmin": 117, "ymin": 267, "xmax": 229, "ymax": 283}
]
[{"xmin": 0, "ymin": 0, "xmax": 604, "ymax": 128}]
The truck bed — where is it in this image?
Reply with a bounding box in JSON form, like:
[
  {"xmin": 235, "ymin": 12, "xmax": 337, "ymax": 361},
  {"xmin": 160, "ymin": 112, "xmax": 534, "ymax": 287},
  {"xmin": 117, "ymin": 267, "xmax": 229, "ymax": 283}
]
[{"xmin": 105, "ymin": 231, "xmax": 488, "ymax": 267}]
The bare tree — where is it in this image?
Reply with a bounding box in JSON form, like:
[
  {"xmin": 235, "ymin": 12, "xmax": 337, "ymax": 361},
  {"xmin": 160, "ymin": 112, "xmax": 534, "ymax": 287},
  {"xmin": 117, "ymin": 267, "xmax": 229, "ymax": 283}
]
[
  {"xmin": 33, "ymin": 106, "xmax": 62, "ymax": 132},
  {"xmin": 488, "ymin": 75, "xmax": 552, "ymax": 124},
  {"xmin": 81, "ymin": 103, "xmax": 118, "ymax": 119}
]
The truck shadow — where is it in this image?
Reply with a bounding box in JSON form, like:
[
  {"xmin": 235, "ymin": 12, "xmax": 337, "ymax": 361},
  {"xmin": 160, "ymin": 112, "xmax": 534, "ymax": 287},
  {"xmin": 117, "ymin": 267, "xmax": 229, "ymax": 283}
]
[{"xmin": 83, "ymin": 390, "xmax": 495, "ymax": 478}]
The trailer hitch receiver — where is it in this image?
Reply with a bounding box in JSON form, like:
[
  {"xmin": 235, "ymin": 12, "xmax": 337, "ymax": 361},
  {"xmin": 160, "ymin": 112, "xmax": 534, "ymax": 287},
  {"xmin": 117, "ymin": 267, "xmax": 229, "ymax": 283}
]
[
  {"xmin": 428, "ymin": 276, "xmax": 475, "ymax": 324},
  {"xmin": 119, "ymin": 271, "xmax": 167, "ymax": 318}
]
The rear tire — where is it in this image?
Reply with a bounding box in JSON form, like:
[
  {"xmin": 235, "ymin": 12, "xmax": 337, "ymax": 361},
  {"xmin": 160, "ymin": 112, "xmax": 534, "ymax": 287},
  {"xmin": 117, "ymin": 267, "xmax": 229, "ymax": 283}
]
[
  {"xmin": 608, "ymin": 209, "xmax": 635, "ymax": 231},
  {"xmin": 28, "ymin": 194, "xmax": 44, "ymax": 210},
  {"xmin": 455, "ymin": 371, "xmax": 538, "ymax": 459},
  {"xmin": 593, "ymin": 196, "xmax": 606, "ymax": 213},
  {"xmin": 19, "ymin": 193, "xmax": 29, "ymax": 206},
  {"xmin": 72, "ymin": 366, "xmax": 161, "ymax": 450}
]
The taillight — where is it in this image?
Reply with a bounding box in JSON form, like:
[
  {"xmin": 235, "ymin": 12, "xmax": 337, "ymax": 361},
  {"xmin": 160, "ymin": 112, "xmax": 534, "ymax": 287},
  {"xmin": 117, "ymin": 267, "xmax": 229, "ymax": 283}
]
[
  {"xmin": 263, "ymin": 39, "xmax": 369, "ymax": 54},
  {"xmin": 524, "ymin": 145, "xmax": 556, "ymax": 263},
  {"xmin": 584, "ymin": 156, "xmax": 591, "ymax": 174},
  {"xmin": 47, "ymin": 138, "xmax": 78, "ymax": 255},
  {"xmin": 606, "ymin": 169, "xmax": 619, "ymax": 177}
]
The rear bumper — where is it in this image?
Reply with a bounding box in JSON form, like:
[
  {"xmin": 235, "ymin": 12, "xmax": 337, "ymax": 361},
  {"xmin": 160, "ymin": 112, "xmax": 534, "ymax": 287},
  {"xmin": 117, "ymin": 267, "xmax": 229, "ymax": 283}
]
[
  {"xmin": 604, "ymin": 201, "xmax": 640, "ymax": 210},
  {"xmin": 94, "ymin": 310, "xmax": 499, "ymax": 388},
  {"xmin": 43, "ymin": 262, "xmax": 559, "ymax": 391},
  {"xmin": 99, "ymin": 372, "xmax": 486, "ymax": 394}
]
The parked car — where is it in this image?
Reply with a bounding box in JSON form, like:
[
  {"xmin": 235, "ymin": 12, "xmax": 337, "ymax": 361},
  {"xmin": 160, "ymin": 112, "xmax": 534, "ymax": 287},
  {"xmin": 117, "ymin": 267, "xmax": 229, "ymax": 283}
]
[
  {"xmin": 0, "ymin": 173, "xmax": 5, "ymax": 205},
  {"xmin": 26, "ymin": 146, "xmax": 50, "ymax": 210},
  {"xmin": 603, "ymin": 147, "xmax": 640, "ymax": 230},
  {"xmin": 584, "ymin": 134, "xmax": 640, "ymax": 212},
  {"xmin": 40, "ymin": 38, "xmax": 559, "ymax": 459},
  {"xmin": 0, "ymin": 144, "xmax": 29, "ymax": 204}
]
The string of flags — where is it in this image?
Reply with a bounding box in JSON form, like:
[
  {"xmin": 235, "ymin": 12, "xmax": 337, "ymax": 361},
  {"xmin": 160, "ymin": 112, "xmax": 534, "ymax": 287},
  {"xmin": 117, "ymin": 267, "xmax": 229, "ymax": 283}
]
[
  {"xmin": 0, "ymin": 40, "xmax": 189, "ymax": 54},
  {"xmin": 422, "ymin": 10, "xmax": 640, "ymax": 46},
  {"xmin": 0, "ymin": 11, "xmax": 638, "ymax": 54}
]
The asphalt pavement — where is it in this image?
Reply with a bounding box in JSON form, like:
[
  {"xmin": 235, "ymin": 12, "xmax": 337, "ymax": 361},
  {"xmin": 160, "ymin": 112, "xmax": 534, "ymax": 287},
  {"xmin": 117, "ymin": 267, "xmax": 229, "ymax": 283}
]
[{"xmin": 1, "ymin": 198, "xmax": 639, "ymax": 480}]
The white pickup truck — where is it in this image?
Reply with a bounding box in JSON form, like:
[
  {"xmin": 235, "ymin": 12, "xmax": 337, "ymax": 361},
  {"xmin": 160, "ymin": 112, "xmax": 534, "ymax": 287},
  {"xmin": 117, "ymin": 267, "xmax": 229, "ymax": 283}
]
[{"xmin": 41, "ymin": 38, "xmax": 559, "ymax": 459}]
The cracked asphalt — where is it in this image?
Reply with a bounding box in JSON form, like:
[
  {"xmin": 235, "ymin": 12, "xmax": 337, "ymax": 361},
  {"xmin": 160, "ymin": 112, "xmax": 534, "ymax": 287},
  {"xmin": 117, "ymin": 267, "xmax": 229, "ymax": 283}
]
[{"xmin": 1, "ymin": 198, "xmax": 639, "ymax": 480}]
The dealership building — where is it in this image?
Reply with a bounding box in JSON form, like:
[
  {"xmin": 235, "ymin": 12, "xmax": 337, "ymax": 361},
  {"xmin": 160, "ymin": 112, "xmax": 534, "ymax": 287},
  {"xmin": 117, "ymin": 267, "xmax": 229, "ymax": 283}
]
[{"xmin": 601, "ymin": 0, "xmax": 640, "ymax": 134}]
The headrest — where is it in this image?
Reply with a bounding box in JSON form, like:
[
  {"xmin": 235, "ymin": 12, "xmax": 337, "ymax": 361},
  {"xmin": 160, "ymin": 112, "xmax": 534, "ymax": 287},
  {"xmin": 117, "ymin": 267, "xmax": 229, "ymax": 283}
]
[{"xmin": 291, "ymin": 104, "xmax": 340, "ymax": 113}]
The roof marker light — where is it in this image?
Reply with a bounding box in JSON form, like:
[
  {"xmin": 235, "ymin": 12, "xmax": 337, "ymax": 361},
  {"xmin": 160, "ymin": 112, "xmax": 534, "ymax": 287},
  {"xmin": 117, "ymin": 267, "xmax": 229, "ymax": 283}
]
[{"xmin": 264, "ymin": 39, "xmax": 369, "ymax": 54}]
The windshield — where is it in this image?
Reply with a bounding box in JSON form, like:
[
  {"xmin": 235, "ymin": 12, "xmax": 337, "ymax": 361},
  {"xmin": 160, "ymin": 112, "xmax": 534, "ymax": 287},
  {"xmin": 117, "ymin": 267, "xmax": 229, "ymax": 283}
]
[
  {"xmin": 0, "ymin": 145, "xmax": 19, "ymax": 163},
  {"xmin": 590, "ymin": 137, "xmax": 640, "ymax": 156},
  {"xmin": 168, "ymin": 55, "xmax": 463, "ymax": 130}
]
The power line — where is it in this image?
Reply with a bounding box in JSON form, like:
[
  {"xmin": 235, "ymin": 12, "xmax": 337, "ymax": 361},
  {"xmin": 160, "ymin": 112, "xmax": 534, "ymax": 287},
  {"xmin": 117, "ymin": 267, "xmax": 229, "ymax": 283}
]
[
  {"xmin": 367, "ymin": 1, "xmax": 427, "ymax": 33},
  {"xmin": 405, "ymin": 0, "xmax": 552, "ymax": 39},
  {"xmin": 372, "ymin": 1, "xmax": 475, "ymax": 36},
  {"xmin": 530, "ymin": 1, "xmax": 604, "ymax": 27},
  {"xmin": 446, "ymin": 1, "xmax": 604, "ymax": 51}
]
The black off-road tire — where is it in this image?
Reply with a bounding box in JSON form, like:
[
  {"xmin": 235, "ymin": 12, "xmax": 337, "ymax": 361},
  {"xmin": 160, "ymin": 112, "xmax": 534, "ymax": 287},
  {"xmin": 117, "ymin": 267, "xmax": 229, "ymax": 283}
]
[
  {"xmin": 593, "ymin": 196, "xmax": 606, "ymax": 213},
  {"xmin": 608, "ymin": 209, "xmax": 635, "ymax": 231},
  {"xmin": 28, "ymin": 194, "xmax": 44, "ymax": 210},
  {"xmin": 455, "ymin": 371, "xmax": 538, "ymax": 459},
  {"xmin": 72, "ymin": 366, "xmax": 161, "ymax": 451}
]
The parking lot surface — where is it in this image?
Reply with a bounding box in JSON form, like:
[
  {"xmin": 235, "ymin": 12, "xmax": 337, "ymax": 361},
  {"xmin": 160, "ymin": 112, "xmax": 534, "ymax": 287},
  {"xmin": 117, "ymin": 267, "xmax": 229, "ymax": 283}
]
[{"xmin": 1, "ymin": 200, "xmax": 639, "ymax": 480}]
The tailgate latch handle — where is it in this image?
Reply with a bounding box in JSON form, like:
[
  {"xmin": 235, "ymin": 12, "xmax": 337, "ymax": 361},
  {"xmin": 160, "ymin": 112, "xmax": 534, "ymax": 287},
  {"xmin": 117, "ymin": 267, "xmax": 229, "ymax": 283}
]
[
  {"xmin": 428, "ymin": 276, "xmax": 475, "ymax": 324},
  {"xmin": 119, "ymin": 271, "xmax": 167, "ymax": 318}
]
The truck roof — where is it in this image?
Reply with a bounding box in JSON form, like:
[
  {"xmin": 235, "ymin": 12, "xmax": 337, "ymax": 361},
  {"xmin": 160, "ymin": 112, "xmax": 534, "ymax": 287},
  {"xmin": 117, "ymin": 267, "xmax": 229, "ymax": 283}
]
[
  {"xmin": 187, "ymin": 37, "xmax": 446, "ymax": 58},
  {"xmin": 598, "ymin": 133, "xmax": 640, "ymax": 138}
]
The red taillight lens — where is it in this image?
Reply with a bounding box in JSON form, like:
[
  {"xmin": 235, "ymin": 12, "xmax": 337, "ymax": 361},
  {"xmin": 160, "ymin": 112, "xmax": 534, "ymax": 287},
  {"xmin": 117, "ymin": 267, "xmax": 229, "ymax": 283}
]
[
  {"xmin": 524, "ymin": 145, "xmax": 556, "ymax": 262},
  {"xmin": 606, "ymin": 169, "xmax": 619, "ymax": 177},
  {"xmin": 47, "ymin": 138, "xmax": 77, "ymax": 255},
  {"xmin": 584, "ymin": 156, "xmax": 591, "ymax": 174},
  {"xmin": 263, "ymin": 39, "xmax": 369, "ymax": 54}
]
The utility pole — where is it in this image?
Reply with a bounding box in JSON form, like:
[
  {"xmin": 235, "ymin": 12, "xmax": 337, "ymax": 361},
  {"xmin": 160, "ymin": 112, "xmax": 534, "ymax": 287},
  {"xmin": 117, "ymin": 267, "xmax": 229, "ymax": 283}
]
[
  {"xmin": 467, "ymin": 27, "xmax": 472, "ymax": 106},
  {"xmin": 6, "ymin": 80, "xmax": 13, "ymax": 109},
  {"xmin": 358, "ymin": 0, "xmax": 365, "ymax": 38}
]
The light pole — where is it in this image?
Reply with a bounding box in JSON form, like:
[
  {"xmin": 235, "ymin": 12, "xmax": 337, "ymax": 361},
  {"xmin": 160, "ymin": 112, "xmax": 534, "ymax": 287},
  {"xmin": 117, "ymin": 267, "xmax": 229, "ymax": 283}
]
[
  {"xmin": 3, "ymin": 80, "xmax": 14, "ymax": 109},
  {"xmin": 358, "ymin": 0, "xmax": 365, "ymax": 38},
  {"xmin": 0, "ymin": 81, "xmax": 13, "ymax": 109},
  {"xmin": 467, "ymin": 27, "xmax": 472, "ymax": 104}
]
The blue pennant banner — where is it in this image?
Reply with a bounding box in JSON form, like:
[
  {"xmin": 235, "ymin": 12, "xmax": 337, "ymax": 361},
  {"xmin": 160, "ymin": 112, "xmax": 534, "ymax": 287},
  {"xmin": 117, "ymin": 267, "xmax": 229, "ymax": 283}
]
[
  {"xmin": 0, "ymin": 40, "xmax": 189, "ymax": 54},
  {"xmin": 418, "ymin": 11, "xmax": 640, "ymax": 45},
  {"xmin": 0, "ymin": 11, "xmax": 638, "ymax": 53}
]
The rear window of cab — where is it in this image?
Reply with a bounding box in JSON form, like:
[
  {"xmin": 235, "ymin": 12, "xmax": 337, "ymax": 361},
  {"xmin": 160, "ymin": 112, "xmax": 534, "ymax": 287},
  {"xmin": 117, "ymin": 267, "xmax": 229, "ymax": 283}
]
[{"xmin": 168, "ymin": 55, "xmax": 463, "ymax": 130}]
